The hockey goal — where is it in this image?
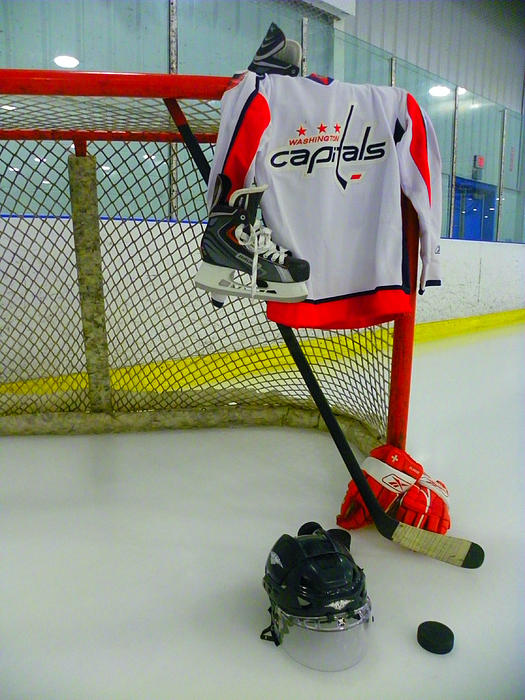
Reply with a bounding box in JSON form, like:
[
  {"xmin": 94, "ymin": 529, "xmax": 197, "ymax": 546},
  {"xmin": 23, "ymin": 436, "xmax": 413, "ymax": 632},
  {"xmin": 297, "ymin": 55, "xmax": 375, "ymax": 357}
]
[{"xmin": 0, "ymin": 69, "xmax": 418, "ymax": 453}]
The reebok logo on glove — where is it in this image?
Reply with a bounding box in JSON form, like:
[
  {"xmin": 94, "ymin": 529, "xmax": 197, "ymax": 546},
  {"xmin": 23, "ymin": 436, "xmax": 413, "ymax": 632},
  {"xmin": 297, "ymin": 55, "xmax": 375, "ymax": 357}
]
[
  {"xmin": 337, "ymin": 444, "xmax": 451, "ymax": 535},
  {"xmin": 381, "ymin": 472, "xmax": 417, "ymax": 492}
]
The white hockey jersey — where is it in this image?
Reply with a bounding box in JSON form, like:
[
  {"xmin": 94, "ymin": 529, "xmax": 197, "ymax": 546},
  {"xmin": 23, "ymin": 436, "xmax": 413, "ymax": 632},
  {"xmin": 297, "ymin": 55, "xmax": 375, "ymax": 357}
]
[{"xmin": 208, "ymin": 71, "xmax": 442, "ymax": 329}]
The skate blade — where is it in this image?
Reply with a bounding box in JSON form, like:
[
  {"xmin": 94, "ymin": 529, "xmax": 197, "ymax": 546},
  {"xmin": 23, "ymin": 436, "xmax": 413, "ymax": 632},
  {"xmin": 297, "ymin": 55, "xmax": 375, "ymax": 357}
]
[{"xmin": 194, "ymin": 262, "xmax": 307, "ymax": 303}]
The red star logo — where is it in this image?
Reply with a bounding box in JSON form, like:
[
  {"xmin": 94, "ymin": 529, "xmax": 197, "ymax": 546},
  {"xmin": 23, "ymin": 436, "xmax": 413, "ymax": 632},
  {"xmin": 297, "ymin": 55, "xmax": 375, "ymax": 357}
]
[
  {"xmin": 317, "ymin": 123, "xmax": 327, "ymax": 133},
  {"xmin": 297, "ymin": 125, "xmax": 307, "ymax": 136},
  {"xmin": 334, "ymin": 123, "xmax": 341, "ymax": 133}
]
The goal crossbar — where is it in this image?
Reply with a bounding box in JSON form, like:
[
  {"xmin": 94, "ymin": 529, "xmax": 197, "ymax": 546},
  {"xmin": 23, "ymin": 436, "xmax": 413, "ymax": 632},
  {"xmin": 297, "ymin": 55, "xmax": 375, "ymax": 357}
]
[{"xmin": 0, "ymin": 69, "xmax": 231, "ymax": 100}]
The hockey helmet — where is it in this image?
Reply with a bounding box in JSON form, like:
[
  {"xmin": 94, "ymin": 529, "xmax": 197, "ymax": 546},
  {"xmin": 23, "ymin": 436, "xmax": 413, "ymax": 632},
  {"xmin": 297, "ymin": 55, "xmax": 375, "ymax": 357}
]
[{"xmin": 261, "ymin": 522, "xmax": 372, "ymax": 671}]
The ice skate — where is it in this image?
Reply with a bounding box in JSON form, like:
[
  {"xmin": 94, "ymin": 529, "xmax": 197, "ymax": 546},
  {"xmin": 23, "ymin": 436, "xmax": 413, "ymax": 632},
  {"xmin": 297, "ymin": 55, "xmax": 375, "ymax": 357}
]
[{"xmin": 194, "ymin": 174, "xmax": 309, "ymax": 307}]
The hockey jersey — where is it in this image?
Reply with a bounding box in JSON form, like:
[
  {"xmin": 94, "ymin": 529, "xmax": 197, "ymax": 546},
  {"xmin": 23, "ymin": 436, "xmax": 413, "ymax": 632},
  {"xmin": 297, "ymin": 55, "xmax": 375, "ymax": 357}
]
[{"xmin": 208, "ymin": 71, "xmax": 442, "ymax": 329}]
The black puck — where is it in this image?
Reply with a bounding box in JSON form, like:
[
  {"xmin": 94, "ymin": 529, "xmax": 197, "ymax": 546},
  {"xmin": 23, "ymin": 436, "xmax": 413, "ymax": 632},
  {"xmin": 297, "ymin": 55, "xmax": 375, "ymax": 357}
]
[{"xmin": 417, "ymin": 621, "xmax": 454, "ymax": 654}]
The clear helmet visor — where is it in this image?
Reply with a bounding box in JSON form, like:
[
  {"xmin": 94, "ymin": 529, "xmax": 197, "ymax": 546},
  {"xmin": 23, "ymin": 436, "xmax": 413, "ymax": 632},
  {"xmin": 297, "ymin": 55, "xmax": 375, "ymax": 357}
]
[{"xmin": 272, "ymin": 597, "xmax": 372, "ymax": 672}]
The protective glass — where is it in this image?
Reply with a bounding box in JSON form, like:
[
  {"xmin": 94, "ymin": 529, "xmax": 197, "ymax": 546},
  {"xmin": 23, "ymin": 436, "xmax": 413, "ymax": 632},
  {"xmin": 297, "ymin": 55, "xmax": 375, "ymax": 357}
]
[{"xmin": 272, "ymin": 597, "xmax": 372, "ymax": 671}]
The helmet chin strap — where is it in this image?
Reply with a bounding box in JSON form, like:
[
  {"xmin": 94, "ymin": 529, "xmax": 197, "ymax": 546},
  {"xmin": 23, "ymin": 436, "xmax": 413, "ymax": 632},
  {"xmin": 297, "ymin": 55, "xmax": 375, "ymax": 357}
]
[{"xmin": 260, "ymin": 607, "xmax": 281, "ymax": 646}]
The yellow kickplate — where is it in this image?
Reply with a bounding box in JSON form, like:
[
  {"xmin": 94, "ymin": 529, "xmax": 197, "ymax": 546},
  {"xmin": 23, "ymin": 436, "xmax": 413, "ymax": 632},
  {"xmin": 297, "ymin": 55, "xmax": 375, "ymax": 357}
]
[{"xmin": 0, "ymin": 332, "xmax": 388, "ymax": 396}]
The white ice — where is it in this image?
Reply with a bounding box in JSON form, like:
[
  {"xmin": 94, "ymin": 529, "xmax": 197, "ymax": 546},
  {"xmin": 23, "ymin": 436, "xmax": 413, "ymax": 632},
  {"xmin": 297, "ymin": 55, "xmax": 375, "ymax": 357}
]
[{"xmin": 1, "ymin": 324, "xmax": 524, "ymax": 700}]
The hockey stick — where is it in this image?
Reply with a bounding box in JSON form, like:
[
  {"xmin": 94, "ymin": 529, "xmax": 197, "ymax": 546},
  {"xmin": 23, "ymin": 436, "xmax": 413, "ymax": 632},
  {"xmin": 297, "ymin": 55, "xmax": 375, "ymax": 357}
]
[
  {"xmin": 277, "ymin": 323, "xmax": 484, "ymax": 568},
  {"xmin": 169, "ymin": 93, "xmax": 483, "ymax": 569}
]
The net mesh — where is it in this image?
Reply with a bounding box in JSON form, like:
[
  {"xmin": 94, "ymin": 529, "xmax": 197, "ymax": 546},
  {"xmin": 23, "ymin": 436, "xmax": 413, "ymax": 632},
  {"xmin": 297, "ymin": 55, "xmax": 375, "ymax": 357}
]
[
  {"xmin": 0, "ymin": 94, "xmax": 221, "ymax": 139},
  {"xmin": 0, "ymin": 81, "xmax": 399, "ymax": 449}
]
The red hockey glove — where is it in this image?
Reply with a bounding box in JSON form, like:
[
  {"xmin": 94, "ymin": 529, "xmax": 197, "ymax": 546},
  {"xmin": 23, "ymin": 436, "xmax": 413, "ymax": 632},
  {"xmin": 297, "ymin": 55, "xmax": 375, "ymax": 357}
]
[
  {"xmin": 336, "ymin": 445, "xmax": 424, "ymax": 530},
  {"xmin": 396, "ymin": 473, "xmax": 451, "ymax": 534}
]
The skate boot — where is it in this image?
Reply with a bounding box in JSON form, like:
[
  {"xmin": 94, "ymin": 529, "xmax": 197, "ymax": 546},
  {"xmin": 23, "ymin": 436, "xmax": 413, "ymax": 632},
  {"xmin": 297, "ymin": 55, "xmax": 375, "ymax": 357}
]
[
  {"xmin": 194, "ymin": 174, "xmax": 309, "ymax": 308},
  {"xmin": 248, "ymin": 22, "xmax": 302, "ymax": 77}
]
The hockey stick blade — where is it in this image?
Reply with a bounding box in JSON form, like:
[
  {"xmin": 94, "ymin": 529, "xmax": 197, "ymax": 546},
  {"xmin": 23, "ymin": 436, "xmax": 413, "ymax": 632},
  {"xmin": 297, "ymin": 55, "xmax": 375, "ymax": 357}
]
[
  {"xmin": 391, "ymin": 522, "xmax": 484, "ymax": 569},
  {"xmin": 277, "ymin": 324, "xmax": 485, "ymax": 569}
]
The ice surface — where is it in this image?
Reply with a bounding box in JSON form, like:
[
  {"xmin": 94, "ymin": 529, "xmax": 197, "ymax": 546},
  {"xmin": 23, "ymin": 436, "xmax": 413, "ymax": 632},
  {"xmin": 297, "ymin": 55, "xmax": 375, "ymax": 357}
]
[{"xmin": 1, "ymin": 325, "xmax": 524, "ymax": 700}]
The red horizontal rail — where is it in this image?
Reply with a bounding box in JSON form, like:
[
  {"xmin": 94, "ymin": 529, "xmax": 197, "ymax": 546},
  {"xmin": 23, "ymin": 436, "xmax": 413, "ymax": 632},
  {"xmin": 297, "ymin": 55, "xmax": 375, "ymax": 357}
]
[
  {"xmin": 0, "ymin": 128, "xmax": 218, "ymax": 143},
  {"xmin": 0, "ymin": 69, "xmax": 230, "ymax": 100}
]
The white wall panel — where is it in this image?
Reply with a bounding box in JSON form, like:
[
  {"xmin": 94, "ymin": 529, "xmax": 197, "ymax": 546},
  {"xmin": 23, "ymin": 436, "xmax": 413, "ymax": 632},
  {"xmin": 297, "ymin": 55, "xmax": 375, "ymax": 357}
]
[
  {"xmin": 342, "ymin": 0, "xmax": 525, "ymax": 111},
  {"xmin": 0, "ymin": 0, "xmax": 168, "ymax": 73},
  {"xmin": 416, "ymin": 239, "xmax": 525, "ymax": 323}
]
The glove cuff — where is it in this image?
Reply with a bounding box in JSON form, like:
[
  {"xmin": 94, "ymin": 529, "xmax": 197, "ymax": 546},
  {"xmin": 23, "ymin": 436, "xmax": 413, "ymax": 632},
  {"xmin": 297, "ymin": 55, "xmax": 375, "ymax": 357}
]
[
  {"xmin": 361, "ymin": 456, "xmax": 420, "ymax": 496},
  {"xmin": 417, "ymin": 473, "xmax": 450, "ymax": 503}
]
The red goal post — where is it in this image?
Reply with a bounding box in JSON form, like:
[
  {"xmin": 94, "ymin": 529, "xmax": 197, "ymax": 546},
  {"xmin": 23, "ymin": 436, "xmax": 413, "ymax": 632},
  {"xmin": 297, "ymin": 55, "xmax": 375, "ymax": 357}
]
[{"xmin": 0, "ymin": 69, "xmax": 417, "ymax": 452}]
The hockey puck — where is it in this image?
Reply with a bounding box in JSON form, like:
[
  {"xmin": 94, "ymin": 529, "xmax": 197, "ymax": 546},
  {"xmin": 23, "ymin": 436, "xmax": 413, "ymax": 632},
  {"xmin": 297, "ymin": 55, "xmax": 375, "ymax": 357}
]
[{"xmin": 417, "ymin": 621, "xmax": 454, "ymax": 654}]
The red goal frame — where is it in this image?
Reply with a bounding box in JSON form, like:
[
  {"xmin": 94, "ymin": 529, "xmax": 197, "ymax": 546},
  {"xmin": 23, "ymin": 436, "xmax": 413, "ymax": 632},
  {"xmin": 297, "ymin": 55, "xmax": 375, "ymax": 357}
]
[{"xmin": 0, "ymin": 68, "xmax": 418, "ymax": 450}]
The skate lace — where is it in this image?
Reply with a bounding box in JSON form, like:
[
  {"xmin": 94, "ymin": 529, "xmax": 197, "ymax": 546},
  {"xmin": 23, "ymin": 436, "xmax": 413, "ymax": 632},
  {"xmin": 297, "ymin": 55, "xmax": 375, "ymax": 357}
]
[{"xmin": 235, "ymin": 219, "xmax": 289, "ymax": 298}]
